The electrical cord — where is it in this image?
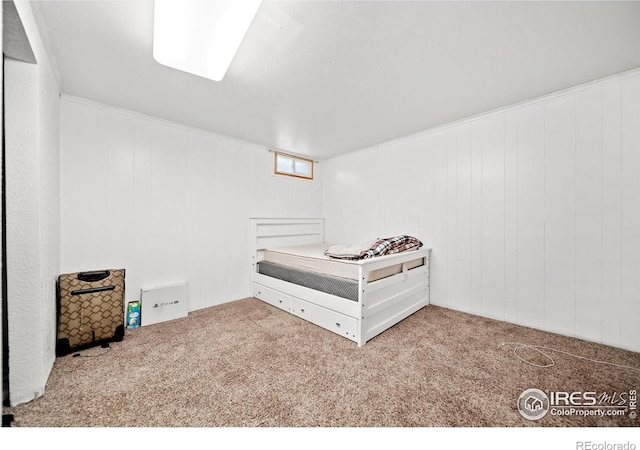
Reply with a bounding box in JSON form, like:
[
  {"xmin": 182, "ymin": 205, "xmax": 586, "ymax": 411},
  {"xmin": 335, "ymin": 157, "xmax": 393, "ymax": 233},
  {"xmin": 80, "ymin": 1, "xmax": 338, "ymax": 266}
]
[
  {"xmin": 501, "ymin": 342, "xmax": 640, "ymax": 372},
  {"xmin": 72, "ymin": 343, "xmax": 112, "ymax": 358}
]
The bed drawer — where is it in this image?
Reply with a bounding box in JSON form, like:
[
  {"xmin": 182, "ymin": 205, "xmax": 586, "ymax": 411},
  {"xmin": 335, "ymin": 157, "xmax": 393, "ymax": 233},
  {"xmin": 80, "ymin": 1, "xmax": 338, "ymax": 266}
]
[
  {"xmin": 253, "ymin": 283, "xmax": 292, "ymax": 312},
  {"xmin": 313, "ymin": 305, "xmax": 357, "ymax": 340},
  {"xmin": 290, "ymin": 297, "xmax": 315, "ymax": 322},
  {"xmin": 291, "ymin": 298, "xmax": 357, "ymax": 340}
]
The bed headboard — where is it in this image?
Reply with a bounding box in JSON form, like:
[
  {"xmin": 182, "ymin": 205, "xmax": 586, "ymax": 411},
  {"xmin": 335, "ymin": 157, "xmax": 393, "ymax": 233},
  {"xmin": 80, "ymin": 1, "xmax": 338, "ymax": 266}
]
[{"xmin": 250, "ymin": 218, "xmax": 324, "ymax": 263}]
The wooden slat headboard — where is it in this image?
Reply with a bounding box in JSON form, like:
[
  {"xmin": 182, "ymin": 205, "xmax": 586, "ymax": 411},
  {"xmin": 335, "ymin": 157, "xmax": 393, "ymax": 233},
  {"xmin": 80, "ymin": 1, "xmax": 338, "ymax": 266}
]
[{"xmin": 250, "ymin": 218, "xmax": 324, "ymax": 262}]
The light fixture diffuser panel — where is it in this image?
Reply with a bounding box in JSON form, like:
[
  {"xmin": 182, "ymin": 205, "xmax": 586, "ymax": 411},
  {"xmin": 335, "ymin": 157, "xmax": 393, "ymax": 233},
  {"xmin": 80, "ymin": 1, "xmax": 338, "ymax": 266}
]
[{"xmin": 153, "ymin": 0, "xmax": 262, "ymax": 81}]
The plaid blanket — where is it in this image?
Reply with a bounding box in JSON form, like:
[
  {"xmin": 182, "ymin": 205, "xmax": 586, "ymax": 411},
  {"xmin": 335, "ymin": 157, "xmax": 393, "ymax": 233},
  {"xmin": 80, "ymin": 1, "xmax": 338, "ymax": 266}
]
[
  {"xmin": 324, "ymin": 235, "xmax": 423, "ymax": 260},
  {"xmin": 360, "ymin": 235, "xmax": 423, "ymax": 259}
]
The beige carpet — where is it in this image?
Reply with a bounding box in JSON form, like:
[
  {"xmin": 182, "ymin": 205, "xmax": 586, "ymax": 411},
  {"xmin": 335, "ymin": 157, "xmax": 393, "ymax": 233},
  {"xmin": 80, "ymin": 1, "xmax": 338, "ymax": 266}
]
[{"xmin": 4, "ymin": 298, "xmax": 640, "ymax": 427}]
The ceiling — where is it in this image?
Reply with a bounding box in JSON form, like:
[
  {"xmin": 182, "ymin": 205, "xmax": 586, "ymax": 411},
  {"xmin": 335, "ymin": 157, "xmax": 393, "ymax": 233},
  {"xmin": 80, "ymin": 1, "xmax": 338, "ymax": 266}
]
[{"xmin": 32, "ymin": 1, "xmax": 640, "ymax": 160}]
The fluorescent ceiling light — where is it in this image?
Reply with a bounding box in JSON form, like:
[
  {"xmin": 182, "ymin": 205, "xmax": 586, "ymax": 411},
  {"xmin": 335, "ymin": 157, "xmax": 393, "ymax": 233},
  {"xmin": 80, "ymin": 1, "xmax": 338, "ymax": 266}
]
[{"xmin": 153, "ymin": 0, "xmax": 262, "ymax": 81}]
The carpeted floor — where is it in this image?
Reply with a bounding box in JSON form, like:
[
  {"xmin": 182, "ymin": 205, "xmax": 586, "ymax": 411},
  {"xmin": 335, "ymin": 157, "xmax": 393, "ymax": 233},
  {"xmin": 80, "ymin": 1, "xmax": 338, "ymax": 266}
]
[{"xmin": 4, "ymin": 298, "xmax": 640, "ymax": 428}]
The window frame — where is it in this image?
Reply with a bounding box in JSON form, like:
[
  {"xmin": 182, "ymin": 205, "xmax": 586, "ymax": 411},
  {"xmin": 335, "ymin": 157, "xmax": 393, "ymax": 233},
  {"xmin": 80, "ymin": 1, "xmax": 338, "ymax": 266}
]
[{"xmin": 273, "ymin": 151, "xmax": 314, "ymax": 180}]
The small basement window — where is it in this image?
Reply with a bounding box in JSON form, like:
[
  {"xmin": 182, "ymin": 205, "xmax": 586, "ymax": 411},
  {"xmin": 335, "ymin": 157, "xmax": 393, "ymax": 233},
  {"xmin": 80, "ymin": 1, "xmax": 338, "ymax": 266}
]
[{"xmin": 274, "ymin": 151, "xmax": 314, "ymax": 180}]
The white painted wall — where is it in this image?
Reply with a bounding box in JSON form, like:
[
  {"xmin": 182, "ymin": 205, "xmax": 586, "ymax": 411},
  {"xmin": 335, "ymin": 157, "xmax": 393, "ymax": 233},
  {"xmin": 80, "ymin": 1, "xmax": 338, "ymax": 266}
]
[
  {"xmin": 4, "ymin": 1, "xmax": 61, "ymax": 406},
  {"xmin": 1, "ymin": 0, "xmax": 4, "ymax": 411},
  {"xmin": 60, "ymin": 97, "xmax": 323, "ymax": 312},
  {"xmin": 323, "ymin": 69, "xmax": 640, "ymax": 353}
]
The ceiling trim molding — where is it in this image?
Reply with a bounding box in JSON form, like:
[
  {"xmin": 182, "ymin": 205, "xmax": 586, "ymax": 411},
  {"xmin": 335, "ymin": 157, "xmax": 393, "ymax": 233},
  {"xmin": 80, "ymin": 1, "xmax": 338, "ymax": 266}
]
[
  {"xmin": 60, "ymin": 93, "xmax": 269, "ymax": 153},
  {"xmin": 332, "ymin": 65, "xmax": 640, "ymax": 161}
]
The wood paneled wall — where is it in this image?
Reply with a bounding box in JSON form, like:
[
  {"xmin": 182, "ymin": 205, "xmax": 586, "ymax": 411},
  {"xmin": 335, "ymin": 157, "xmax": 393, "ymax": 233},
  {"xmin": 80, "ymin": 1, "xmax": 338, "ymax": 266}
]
[
  {"xmin": 324, "ymin": 70, "xmax": 640, "ymax": 352},
  {"xmin": 60, "ymin": 97, "xmax": 323, "ymax": 312}
]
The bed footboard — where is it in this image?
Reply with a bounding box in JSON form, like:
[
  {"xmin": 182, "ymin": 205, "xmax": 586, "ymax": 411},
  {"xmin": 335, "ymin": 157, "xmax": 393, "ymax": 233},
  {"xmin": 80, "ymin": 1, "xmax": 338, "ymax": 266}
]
[{"xmin": 360, "ymin": 256, "xmax": 430, "ymax": 344}]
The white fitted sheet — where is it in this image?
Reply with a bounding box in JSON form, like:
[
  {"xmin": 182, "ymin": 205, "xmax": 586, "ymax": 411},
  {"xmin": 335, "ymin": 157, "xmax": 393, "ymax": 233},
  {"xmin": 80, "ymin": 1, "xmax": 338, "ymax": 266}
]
[{"xmin": 263, "ymin": 243, "xmax": 424, "ymax": 282}]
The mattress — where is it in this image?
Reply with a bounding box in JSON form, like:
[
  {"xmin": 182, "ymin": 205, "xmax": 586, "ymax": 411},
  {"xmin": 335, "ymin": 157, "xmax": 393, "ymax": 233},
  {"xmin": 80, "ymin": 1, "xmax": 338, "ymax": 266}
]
[
  {"xmin": 263, "ymin": 243, "xmax": 424, "ymax": 282},
  {"xmin": 257, "ymin": 260, "xmax": 358, "ymax": 301}
]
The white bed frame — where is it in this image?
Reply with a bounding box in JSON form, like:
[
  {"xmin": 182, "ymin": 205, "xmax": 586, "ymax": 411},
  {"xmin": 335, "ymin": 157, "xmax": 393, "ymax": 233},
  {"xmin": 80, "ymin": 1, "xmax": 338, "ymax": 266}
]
[{"xmin": 250, "ymin": 218, "xmax": 430, "ymax": 346}]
